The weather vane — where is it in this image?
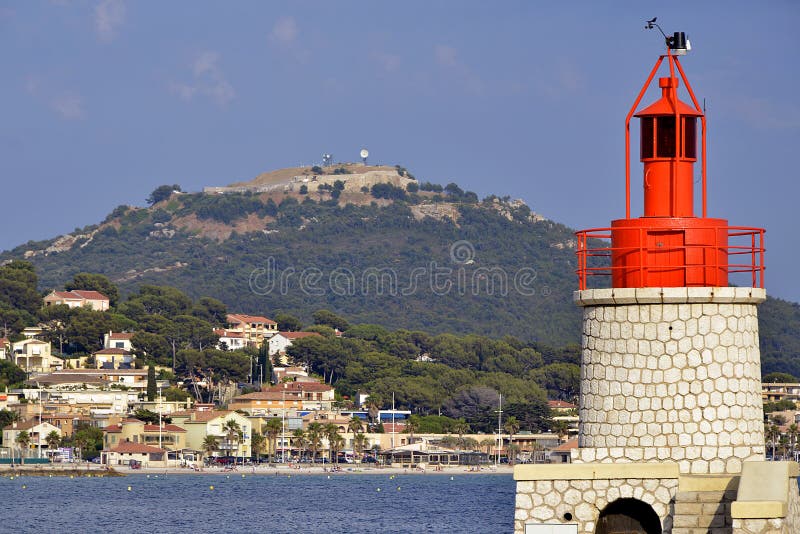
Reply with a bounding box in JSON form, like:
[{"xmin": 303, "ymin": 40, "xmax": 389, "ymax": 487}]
[{"xmin": 645, "ymin": 17, "xmax": 691, "ymax": 55}]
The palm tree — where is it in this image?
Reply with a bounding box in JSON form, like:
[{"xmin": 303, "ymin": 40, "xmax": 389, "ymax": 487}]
[
  {"xmin": 462, "ymin": 437, "xmax": 478, "ymax": 451},
  {"xmin": 15, "ymin": 431, "xmax": 31, "ymax": 464},
  {"xmin": 551, "ymin": 420, "xmax": 570, "ymax": 443},
  {"xmin": 507, "ymin": 443, "xmax": 521, "ymax": 466},
  {"xmin": 504, "ymin": 416, "xmax": 520, "ymax": 445},
  {"xmin": 264, "ymin": 418, "xmax": 283, "ymax": 463},
  {"xmin": 329, "ymin": 433, "xmax": 345, "ymax": 465},
  {"xmin": 324, "ymin": 423, "xmax": 340, "ymax": 463},
  {"xmin": 789, "ymin": 423, "xmax": 799, "ymax": 461},
  {"xmin": 404, "ymin": 415, "xmax": 420, "ymax": 445},
  {"xmin": 73, "ymin": 434, "xmax": 88, "ymax": 462},
  {"xmin": 251, "ymin": 432, "xmax": 266, "ymax": 462},
  {"xmin": 306, "ymin": 422, "xmax": 324, "ymax": 463},
  {"xmin": 223, "ymin": 419, "xmax": 243, "ymax": 463},
  {"xmin": 453, "ymin": 419, "xmax": 470, "ymax": 449},
  {"xmin": 353, "ymin": 433, "xmax": 369, "ymax": 462},
  {"xmin": 479, "ymin": 438, "xmax": 494, "ymax": 455},
  {"xmin": 202, "ymin": 435, "xmax": 219, "ymax": 462},
  {"xmin": 365, "ymin": 395, "xmax": 382, "ymax": 429},
  {"xmin": 46, "ymin": 430, "xmax": 61, "ymax": 450},
  {"xmin": 292, "ymin": 428, "xmax": 307, "ymax": 462},
  {"xmin": 347, "ymin": 416, "xmax": 364, "ymax": 436}
]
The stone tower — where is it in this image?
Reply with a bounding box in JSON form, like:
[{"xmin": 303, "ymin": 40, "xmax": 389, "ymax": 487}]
[{"xmin": 514, "ymin": 29, "xmax": 799, "ymax": 534}]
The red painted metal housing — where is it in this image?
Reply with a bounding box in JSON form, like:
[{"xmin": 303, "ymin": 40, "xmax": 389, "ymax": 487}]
[
  {"xmin": 575, "ymin": 225, "xmax": 765, "ymax": 290},
  {"xmin": 577, "ymin": 47, "xmax": 765, "ymax": 289}
]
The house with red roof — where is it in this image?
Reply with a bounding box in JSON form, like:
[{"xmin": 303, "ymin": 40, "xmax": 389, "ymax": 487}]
[
  {"xmin": 44, "ymin": 290, "xmax": 110, "ymax": 311},
  {"xmin": 104, "ymin": 331, "xmax": 134, "ymax": 351},
  {"xmin": 226, "ymin": 313, "xmax": 278, "ymax": 346}
]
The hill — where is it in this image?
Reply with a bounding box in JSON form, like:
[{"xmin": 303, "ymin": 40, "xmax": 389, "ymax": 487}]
[{"xmin": 1, "ymin": 168, "xmax": 798, "ymax": 374}]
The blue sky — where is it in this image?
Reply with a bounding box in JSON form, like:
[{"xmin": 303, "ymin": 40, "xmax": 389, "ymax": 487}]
[{"xmin": 1, "ymin": 1, "xmax": 798, "ymax": 302}]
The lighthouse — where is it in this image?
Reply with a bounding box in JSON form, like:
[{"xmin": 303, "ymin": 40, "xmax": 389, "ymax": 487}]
[{"xmin": 514, "ymin": 28, "xmax": 800, "ymax": 534}]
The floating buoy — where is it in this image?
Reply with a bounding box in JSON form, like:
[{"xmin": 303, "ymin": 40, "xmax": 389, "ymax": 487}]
[
  {"xmin": 226, "ymin": 475, "xmax": 230, "ymax": 479},
  {"xmin": 69, "ymin": 475, "xmax": 73, "ymax": 479},
  {"xmin": 209, "ymin": 485, "xmax": 214, "ymax": 490},
  {"xmin": 450, "ymin": 476, "xmax": 454, "ymax": 480},
  {"xmin": 146, "ymin": 475, "xmax": 150, "ymax": 479},
  {"xmin": 327, "ymin": 475, "xmax": 330, "ymax": 479},
  {"xmin": 21, "ymin": 485, "xmax": 26, "ymax": 489},
  {"xmin": 9, "ymin": 476, "xmax": 14, "ymax": 480},
  {"xmin": 397, "ymin": 486, "xmax": 401, "ymax": 491},
  {"xmin": 127, "ymin": 486, "xmax": 132, "ymax": 491},
  {"xmin": 241, "ymin": 474, "xmax": 245, "ymax": 478},
  {"xmin": 376, "ymin": 487, "xmax": 381, "ymax": 492}
]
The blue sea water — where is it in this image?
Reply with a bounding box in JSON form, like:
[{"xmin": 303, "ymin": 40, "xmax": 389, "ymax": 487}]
[{"xmin": 1, "ymin": 473, "xmax": 514, "ymax": 533}]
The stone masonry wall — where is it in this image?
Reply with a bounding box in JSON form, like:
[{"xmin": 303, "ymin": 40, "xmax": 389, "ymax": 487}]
[
  {"xmin": 732, "ymin": 478, "xmax": 800, "ymax": 534},
  {"xmin": 574, "ymin": 287, "xmax": 766, "ymax": 474},
  {"xmin": 514, "ymin": 477, "xmax": 678, "ymax": 533}
]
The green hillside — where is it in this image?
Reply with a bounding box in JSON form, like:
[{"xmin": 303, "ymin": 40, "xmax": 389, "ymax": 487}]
[{"xmin": 2, "ymin": 179, "xmax": 798, "ymax": 375}]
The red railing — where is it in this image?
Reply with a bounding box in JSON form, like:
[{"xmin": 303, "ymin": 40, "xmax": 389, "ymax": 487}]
[{"xmin": 575, "ymin": 226, "xmax": 765, "ymax": 290}]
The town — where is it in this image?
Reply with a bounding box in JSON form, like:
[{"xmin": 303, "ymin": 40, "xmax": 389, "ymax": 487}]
[
  {"xmin": 0, "ymin": 268, "xmax": 580, "ymax": 471},
  {"xmin": 1, "ymin": 268, "xmax": 796, "ymax": 475}
]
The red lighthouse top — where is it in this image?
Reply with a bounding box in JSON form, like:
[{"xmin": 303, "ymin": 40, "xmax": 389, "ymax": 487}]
[{"xmin": 576, "ymin": 29, "xmax": 765, "ymax": 290}]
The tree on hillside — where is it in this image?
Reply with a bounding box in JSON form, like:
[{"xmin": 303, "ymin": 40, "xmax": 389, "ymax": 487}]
[
  {"xmin": 191, "ymin": 297, "xmax": 228, "ymax": 326},
  {"xmin": 147, "ymin": 366, "xmax": 156, "ymax": 401},
  {"xmin": 763, "ymin": 372, "xmax": 797, "ymax": 383},
  {"xmin": 65, "ymin": 273, "xmax": 120, "ymax": 307},
  {"xmin": 0, "ymin": 261, "xmax": 40, "ymax": 330},
  {"xmin": 275, "ymin": 313, "xmax": 303, "ymax": 332},
  {"xmin": 147, "ymin": 184, "xmax": 181, "ymax": 205},
  {"xmin": 311, "ymin": 310, "xmax": 349, "ymax": 331},
  {"xmin": 0, "ymin": 361, "xmax": 27, "ymax": 389}
]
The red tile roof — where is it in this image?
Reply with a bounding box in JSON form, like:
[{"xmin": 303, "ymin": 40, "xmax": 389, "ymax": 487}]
[
  {"xmin": 108, "ymin": 332, "xmax": 134, "ymax": 340},
  {"xmin": 552, "ymin": 438, "xmax": 578, "ymax": 452},
  {"xmin": 107, "ymin": 442, "xmax": 166, "ymax": 454},
  {"xmin": 548, "ymin": 400, "xmax": 577, "ymax": 409},
  {"xmin": 70, "ymin": 290, "xmax": 109, "ymax": 300},
  {"xmin": 214, "ymin": 329, "xmax": 245, "ymax": 338},
  {"xmin": 94, "ymin": 348, "xmax": 131, "ymax": 355},
  {"xmin": 278, "ymin": 332, "xmax": 322, "ymax": 340},
  {"xmin": 47, "ymin": 290, "xmax": 109, "ymax": 301},
  {"xmin": 227, "ymin": 313, "xmax": 276, "ymax": 325}
]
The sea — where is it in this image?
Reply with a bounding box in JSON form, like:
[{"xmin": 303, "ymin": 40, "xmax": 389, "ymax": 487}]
[{"xmin": 1, "ymin": 473, "xmax": 515, "ymax": 533}]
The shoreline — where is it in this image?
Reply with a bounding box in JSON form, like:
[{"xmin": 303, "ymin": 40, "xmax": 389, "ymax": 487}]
[{"xmin": 1, "ymin": 463, "xmax": 515, "ymax": 477}]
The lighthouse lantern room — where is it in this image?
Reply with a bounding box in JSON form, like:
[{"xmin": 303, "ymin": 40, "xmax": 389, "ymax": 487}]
[{"xmin": 576, "ymin": 31, "xmax": 764, "ymax": 290}]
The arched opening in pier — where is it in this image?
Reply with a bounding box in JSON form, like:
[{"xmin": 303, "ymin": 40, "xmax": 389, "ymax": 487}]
[{"xmin": 595, "ymin": 498, "xmax": 661, "ymax": 534}]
